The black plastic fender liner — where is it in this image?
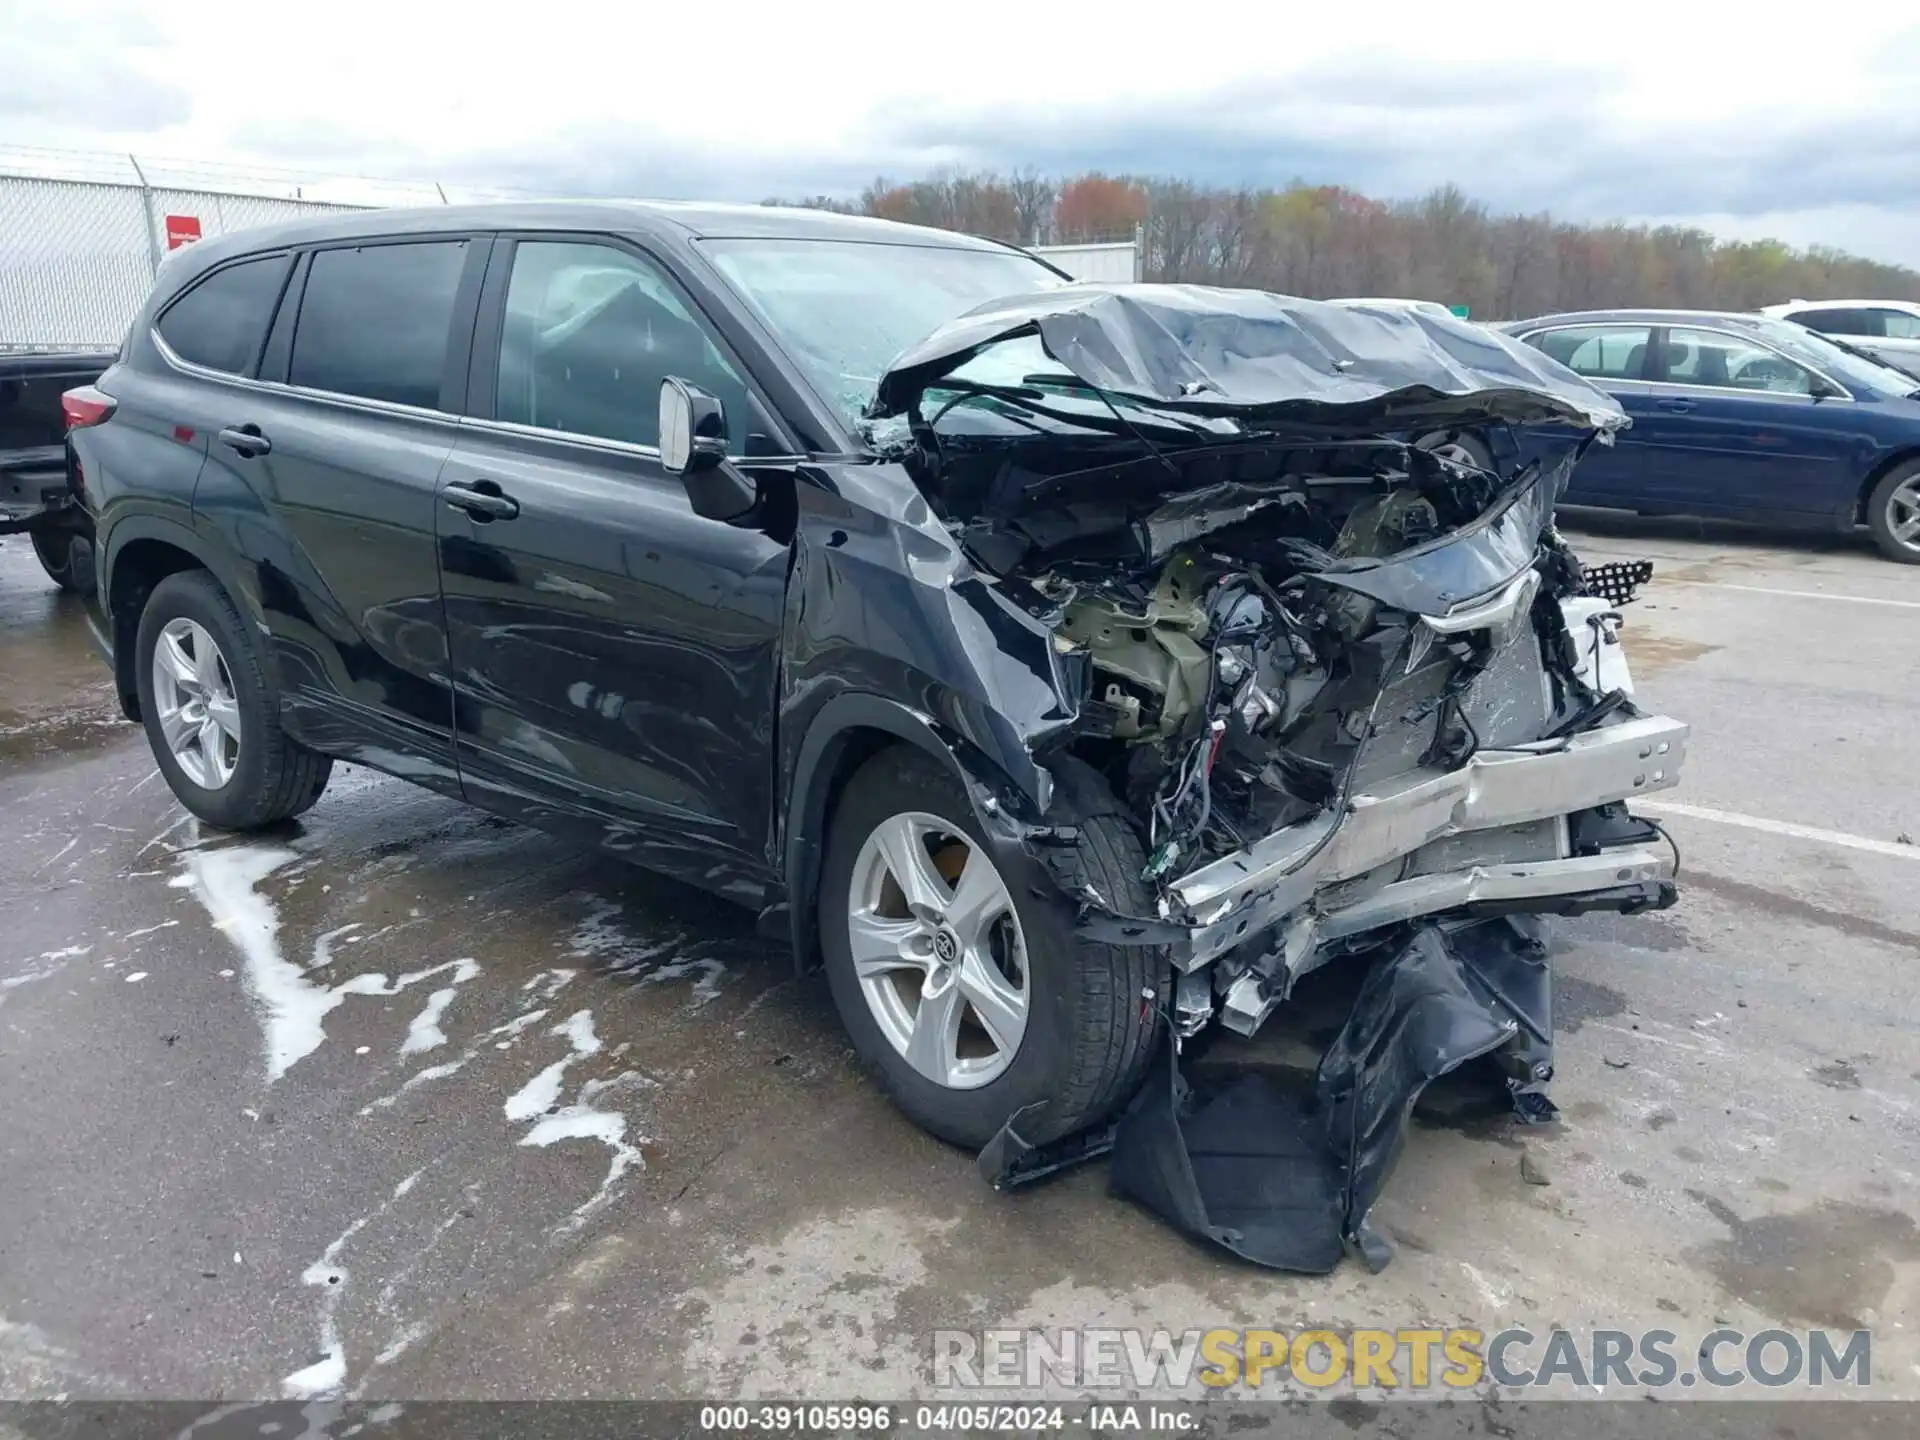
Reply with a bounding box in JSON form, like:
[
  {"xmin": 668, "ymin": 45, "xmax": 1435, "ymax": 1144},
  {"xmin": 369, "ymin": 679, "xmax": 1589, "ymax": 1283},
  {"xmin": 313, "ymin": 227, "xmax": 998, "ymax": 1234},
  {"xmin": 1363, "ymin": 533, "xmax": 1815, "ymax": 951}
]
[{"xmin": 1090, "ymin": 919, "xmax": 1549, "ymax": 1274}]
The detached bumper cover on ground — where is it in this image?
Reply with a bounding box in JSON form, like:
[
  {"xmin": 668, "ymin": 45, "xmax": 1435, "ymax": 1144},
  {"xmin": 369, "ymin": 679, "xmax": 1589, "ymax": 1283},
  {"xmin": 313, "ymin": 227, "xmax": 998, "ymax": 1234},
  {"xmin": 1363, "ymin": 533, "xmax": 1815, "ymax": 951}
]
[{"xmin": 1108, "ymin": 918, "xmax": 1555, "ymax": 1274}]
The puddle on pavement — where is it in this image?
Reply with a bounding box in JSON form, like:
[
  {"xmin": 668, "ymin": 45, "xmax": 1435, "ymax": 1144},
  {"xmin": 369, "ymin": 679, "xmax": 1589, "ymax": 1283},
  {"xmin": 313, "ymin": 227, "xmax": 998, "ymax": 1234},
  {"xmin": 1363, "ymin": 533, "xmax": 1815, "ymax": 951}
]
[
  {"xmin": 1, "ymin": 543, "xmax": 127, "ymax": 771},
  {"xmin": 0, "ymin": 704, "xmax": 133, "ymax": 767},
  {"xmin": 1620, "ymin": 633, "xmax": 1721, "ymax": 675},
  {"xmin": 1683, "ymin": 1192, "xmax": 1920, "ymax": 1329}
]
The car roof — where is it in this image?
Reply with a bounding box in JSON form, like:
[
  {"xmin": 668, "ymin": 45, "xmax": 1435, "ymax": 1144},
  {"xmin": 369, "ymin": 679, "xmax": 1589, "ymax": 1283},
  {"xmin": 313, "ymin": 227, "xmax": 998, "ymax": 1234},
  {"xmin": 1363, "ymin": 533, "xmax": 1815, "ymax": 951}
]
[
  {"xmin": 1503, "ymin": 308, "xmax": 1783, "ymax": 331},
  {"xmin": 1764, "ymin": 297, "xmax": 1920, "ymax": 312},
  {"xmin": 155, "ymin": 199, "xmax": 1024, "ymax": 294}
]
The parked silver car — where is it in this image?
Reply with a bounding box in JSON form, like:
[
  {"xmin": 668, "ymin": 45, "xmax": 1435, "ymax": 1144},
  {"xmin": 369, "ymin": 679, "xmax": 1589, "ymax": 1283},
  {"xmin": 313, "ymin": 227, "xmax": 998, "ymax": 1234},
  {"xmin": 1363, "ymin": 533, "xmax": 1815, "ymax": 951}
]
[{"xmin": 1761, "ymin": 299, "xmax": 1920, "ymax": 379}]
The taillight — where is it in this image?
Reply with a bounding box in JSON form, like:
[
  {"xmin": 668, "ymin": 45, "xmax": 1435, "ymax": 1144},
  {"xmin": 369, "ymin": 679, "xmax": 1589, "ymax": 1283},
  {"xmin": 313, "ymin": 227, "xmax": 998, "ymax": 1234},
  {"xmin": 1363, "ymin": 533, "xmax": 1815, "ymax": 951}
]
[{"xmin": 62, "ymin": 386, "xmax": 117, "ymax": 430}]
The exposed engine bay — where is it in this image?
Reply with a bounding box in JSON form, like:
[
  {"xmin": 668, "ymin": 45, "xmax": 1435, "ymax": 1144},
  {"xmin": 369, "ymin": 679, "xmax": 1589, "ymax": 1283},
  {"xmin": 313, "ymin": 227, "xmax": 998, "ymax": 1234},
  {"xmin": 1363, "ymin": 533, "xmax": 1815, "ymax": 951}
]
[{"xmin": 867, "ymin": 283, "xmax": 1689, "ymax": 1271}]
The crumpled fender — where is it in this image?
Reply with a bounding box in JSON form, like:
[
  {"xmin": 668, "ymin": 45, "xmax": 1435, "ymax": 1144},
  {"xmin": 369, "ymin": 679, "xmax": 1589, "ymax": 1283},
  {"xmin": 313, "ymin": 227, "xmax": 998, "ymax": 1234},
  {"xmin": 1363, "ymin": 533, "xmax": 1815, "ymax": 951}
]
[{"xmin": 775, "ymin": 475, "xmax": 1097, "ymax": 969}]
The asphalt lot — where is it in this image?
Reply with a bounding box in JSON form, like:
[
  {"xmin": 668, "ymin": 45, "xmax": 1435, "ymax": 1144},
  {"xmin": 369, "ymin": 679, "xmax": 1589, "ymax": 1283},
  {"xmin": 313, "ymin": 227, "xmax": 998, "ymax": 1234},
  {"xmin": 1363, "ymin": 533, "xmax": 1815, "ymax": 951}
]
[{"xmin": 2, "ymin": 515, "xmax": 1917, "ymax": 1419}]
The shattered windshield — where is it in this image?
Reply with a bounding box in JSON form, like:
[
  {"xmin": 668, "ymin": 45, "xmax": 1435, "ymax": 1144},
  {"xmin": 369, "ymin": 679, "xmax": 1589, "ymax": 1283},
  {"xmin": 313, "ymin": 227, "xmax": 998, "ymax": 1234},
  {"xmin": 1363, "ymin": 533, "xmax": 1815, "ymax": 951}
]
[{"xmin": 700, "ymin": 238, "xmax": 1066, "ymax": 429}]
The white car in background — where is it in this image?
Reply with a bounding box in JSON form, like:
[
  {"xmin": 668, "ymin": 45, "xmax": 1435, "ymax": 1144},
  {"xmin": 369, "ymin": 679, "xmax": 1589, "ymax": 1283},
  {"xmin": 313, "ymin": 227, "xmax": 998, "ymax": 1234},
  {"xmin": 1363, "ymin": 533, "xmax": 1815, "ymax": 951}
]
[
  {"xmin": 1331, "ymin": 297, "xmax": 1457, "ymax": 320},
  {"xmin": 1761, "ymin": 299, "xmax": 1920, "ymax": 379}
]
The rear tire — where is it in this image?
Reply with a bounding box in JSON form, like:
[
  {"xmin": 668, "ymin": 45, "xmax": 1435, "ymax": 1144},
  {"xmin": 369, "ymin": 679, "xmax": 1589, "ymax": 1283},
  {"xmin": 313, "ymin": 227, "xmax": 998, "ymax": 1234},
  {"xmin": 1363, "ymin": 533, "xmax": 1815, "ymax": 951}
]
[
  {"xmin": 1865, "ymin": 461, "xmax": 1920, "ymax": 564},
  {"xmin": 818, "ymin": 745, "xmax": 1167, "ymax": 1150},
  {"xmin": 29, "ymin": 524, "xmax": 89, "ymax": 595},
  {"xmin": 134, "ymin": 570, "xmax": 333, "ymax": 830}
]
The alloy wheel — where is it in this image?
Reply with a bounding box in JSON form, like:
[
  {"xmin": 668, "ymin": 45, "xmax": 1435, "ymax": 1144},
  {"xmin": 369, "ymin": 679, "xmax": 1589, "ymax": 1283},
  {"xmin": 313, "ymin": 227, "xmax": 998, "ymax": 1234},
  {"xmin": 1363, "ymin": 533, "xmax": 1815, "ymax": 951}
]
[
  {"xmin": 151, "ymin": 617, "xmax": 241, "ymax": 789},
  {"xmin": 1886, "ymin": 475, "xmax": 1920, "ymax": 553},
  {"xmin": 846, "ymin": 812, "xmax": 1029, "ymax": 1089}
]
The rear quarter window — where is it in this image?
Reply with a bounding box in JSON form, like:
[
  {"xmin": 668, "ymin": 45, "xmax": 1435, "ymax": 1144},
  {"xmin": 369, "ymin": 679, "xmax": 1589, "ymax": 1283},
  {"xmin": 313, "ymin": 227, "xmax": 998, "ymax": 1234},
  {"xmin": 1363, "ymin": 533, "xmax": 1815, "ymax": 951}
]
[{"xmin": 155, "ymin": 255, "xmax": 291, "ymax": 375}]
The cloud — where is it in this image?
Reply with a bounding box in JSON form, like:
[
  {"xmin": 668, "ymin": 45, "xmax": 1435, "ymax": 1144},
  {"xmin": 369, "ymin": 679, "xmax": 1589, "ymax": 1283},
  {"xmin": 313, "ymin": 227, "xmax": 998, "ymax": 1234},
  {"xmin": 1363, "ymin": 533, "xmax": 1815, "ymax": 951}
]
[
  {"xmin": 867, "ymin": 58, "xmax": 1920, "ymax": 228},
  {"xmin": 3, "ymin": 3, "xmax": 1917, "ymax": 266},
  {"xmin": 0, "ymin": 0, "xmax": 191, "ymax": 133}
]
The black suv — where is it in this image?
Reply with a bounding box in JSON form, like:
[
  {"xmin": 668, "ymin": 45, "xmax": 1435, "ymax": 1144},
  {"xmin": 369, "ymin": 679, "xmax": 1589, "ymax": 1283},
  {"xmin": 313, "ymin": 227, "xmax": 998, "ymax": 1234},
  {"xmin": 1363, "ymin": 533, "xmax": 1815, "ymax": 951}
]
[{"xmin": 70, "ymin": 203, "xmax": 1687, "ymax": 1199}]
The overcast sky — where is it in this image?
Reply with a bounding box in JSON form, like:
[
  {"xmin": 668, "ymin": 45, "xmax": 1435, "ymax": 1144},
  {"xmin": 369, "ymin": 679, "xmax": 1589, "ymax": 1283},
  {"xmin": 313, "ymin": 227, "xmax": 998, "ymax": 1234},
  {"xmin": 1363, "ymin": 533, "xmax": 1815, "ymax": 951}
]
[{"xmin": 5, "ymin": 0, "xmax": 1918, "ymax": 266}]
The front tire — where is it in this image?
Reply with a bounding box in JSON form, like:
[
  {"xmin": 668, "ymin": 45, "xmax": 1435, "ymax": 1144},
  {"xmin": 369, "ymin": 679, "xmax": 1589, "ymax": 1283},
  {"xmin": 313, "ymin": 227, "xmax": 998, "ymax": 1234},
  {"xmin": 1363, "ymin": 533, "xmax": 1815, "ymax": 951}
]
[
  {"xmin": 1865, "ymin": 462, "xmax": 1920, "ymax": 564},
  {"xmin": 134, "ymin": 570, "xmax": 333, "ymax": 829},
  {"xmin": 1414, "ymin": 427, "xmax": 1495, "ymax": 474},
  {"xmin": 818, "ymin": 746, "xmax": 1166, "ymax": 1150}
]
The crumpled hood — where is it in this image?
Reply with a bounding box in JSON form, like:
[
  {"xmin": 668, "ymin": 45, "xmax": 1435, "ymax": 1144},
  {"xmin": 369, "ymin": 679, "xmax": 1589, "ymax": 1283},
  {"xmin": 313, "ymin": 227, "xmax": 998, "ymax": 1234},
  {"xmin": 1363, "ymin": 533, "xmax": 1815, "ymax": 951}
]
[{"xmin": 870, "ymin": 282, "xmax": 1627, "ymax": 434}]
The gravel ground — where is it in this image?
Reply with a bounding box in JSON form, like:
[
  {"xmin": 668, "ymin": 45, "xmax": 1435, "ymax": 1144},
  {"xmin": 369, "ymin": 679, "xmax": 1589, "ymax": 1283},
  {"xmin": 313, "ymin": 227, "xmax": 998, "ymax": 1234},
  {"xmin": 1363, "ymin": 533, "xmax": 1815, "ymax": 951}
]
[{"xmin": 2, "ymin": 515, "xmax": 1915, "ymax": 1426}]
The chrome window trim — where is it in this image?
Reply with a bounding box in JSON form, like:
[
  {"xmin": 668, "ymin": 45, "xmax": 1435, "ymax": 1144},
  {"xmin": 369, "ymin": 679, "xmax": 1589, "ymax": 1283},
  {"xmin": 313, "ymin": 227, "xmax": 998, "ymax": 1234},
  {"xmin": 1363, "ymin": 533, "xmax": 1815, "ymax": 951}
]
[
  {"xmin": 459, "ymin": 414, "xmax": 662, "ymax": 460},
  {"xmin": 158, "ymin": 328, "xmax": 812, "ymax": 462},
  {"xmin": 152, "ymin": 328, "xmax": 463, "ymax": 425},
  {"xmin": 1515, "ymin": 322, "xmax": 1855, "ymax": 401},
  {"xmin": 456, "ymin": 414, "xmax": 809, "ymax": 466}
]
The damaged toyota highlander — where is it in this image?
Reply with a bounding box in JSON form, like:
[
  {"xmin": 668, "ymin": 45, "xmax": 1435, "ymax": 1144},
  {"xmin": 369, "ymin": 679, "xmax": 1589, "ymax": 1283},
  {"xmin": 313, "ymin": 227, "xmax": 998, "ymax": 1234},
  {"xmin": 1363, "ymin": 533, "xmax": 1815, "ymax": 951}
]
[{"xmin": 67, "ymin": 204, "xmax": 1685, "ymax": 1273}]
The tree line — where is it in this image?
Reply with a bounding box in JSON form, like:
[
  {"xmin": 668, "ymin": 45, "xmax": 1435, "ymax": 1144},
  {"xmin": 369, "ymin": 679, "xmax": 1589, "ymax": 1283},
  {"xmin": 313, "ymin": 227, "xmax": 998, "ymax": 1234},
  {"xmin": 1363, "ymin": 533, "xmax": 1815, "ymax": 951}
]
[{"xmin": 769, "ymin": 171, "xmax": 1920, "ymax": 320}]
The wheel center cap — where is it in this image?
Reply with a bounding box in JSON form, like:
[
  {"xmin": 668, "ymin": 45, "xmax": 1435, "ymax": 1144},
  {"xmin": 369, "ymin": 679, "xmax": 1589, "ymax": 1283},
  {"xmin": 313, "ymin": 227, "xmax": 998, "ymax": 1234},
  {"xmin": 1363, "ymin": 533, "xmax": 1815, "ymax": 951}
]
[{"xmin": 931, "ymin": 929, "xmax": 959, "ymax": 966}]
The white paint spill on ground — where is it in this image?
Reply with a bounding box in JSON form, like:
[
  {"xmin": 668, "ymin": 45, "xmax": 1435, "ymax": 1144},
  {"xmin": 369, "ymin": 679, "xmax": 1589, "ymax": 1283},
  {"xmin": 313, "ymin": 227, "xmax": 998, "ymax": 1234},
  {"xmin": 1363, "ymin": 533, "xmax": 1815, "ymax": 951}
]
[
  {"xmin": 567, "ymin": 899, "xmax": 681, "ymax": 973},
  {"xmin": 171, "ymin": 846, "xmax": 302, "ymax": 1077},
  {"xmin": 120, "ymin": 920, "xmax": 178, "ymax": 940},
  {"xmin": 310, "ymin": 923, "xmax": 364, "ymax": 972},
  {"xmin": 1, "ymin": 945, "xmax": 93, "ymax": 1008},
  {"xmin": 399, "ymin": 970, "xmax": 476, "ymax": 1055},
  {"xmin": 373, "ymin": 1187, "xmax": 476, "ymax": 1315},
  {"xmin": 32, "ymin": 945, "xmax": 93, "ymax": 963},
  {"xmin": 504, "ymin": 1010, "xmax": 653, "ymax": 1233},
  {"xmin": 522, "ymin": 968, "xmax": 576, "ymax": 1000},
  {"xmin": 282, "ymin": 1214, "xmax": 373, "ymax": 1400},
  {"xmin": 360, "ymin": 1006, "xmax": 551, "ymax": 1114},
  {"xmin": 173, "ymin": 844, "xmax": 482, "ymax": 1082},
  {"xmin": 643, "ymin": 957, "xmax": 727, "ymax": 1006},
  {"xmin": 503, "ymin": 1010, "xmax": 601, "ymax": 1121},
  {"xmin": 370, "ymin": 1320, "xmax": 431, "ymax": 1369},
  {"xmin": 123, "ymin": 972, "xmax": 148, "ymax": 984}
]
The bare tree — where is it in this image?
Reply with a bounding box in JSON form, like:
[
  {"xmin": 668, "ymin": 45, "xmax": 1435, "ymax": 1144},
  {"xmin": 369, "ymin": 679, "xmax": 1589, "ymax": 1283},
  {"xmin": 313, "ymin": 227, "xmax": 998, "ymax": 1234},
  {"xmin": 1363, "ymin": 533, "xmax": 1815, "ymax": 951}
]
[{"xmin": 798, "ymin": 167, "xmax": 1920, "ymax": 314}]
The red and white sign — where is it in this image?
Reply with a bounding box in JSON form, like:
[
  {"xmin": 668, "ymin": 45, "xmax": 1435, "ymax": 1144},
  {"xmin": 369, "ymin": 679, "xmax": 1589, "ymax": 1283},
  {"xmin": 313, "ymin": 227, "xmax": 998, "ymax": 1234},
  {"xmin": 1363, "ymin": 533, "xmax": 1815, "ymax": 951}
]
[{"xmin": 164, "ymin": 214, "xmax": 203, "ymax": 249}]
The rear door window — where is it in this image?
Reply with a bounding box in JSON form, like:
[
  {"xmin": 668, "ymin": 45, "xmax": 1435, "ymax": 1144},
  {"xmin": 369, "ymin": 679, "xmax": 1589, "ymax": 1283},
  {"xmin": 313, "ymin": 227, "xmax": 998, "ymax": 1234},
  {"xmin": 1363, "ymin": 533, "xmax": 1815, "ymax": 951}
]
[
  {"xmin": 290, "ymin": 241, "xmax": 469, "ymax": 409},
  {"xmin": 155, "ymin": 255, "xmax": 290, "ymax": 376},
  {"xmin": 1527, "ymin": 325, "xmax": 1652, "ymax": 381}
]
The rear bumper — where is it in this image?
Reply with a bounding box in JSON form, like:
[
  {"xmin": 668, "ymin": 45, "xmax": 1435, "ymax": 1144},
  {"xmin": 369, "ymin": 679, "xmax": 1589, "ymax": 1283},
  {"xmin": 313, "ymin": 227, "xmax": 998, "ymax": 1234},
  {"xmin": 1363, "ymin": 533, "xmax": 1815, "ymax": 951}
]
[
  {"xmin": 1, "ymin": 456, "xmax": 77, "ymax": 533},
  {"xmin": 1164, "ymin": 712, "xmax": 1688, "ymax": 968}
]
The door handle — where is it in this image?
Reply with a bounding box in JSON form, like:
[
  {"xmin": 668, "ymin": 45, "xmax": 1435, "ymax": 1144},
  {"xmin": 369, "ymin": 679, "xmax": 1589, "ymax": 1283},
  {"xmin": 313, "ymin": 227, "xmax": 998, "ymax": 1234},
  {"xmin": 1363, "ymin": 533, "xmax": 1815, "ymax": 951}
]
[
  {"xmin": 444, "ymin": 479, "xmax": 520, "ymax": 521},
  {"xmin": 1655, "ymin": 398, "xmax": 1696, "ymax": 414},
  {"xmin": 217, "ymin": 423, "xmax": 272, "ymax": 457}
]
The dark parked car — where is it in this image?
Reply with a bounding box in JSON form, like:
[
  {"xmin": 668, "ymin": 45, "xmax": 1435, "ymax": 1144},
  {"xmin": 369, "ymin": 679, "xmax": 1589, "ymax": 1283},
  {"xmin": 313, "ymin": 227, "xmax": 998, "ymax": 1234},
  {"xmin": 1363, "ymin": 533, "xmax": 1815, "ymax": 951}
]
[
  {"xmin": 1498, "ymin": 309, "xmax": 1920, "ymax": 563},
  {"xmin": 2, "ymin": 347, "xmax": 115, "ymax": 590},
  {"xmin": 67, "ymin": 204, "xmax": 1688, "ymax": 1260}
]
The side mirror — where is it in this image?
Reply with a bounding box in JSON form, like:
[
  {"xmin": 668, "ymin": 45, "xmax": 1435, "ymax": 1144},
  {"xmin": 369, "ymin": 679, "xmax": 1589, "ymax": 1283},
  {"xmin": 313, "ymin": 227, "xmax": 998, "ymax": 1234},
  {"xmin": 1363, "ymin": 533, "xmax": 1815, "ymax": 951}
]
[
  {"xmin": 659, "ymin": 377, "xmax": 756, "ymax": 522},
  {"xmin": 1807, "ymin": 373, "xmax": 1845, "ymax": 401}
]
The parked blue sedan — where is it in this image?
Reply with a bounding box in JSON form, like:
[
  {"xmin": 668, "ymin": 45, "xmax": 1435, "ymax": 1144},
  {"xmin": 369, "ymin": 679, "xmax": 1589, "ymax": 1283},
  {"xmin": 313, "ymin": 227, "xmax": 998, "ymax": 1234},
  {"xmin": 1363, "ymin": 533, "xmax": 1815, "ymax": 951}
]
[{"xmin": 1497, "ymin": 309, "xmax": 1920, "ymax": 563}]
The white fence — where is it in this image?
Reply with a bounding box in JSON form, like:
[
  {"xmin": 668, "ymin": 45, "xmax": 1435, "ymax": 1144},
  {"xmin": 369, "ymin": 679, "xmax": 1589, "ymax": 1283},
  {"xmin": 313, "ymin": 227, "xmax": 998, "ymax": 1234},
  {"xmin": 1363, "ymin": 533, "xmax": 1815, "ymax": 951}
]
[
  {"xmin": 0, "ymin": 149, "xmax": 489, "ymax": 351},
  {"xmin": 0, "ymin": 173, "xmax": 368, "ymax": 349},
  {"xmin": 1032, "ymin": 240, "xmax": 1141, "ymax": 283},
  {"xmin": 2, "ymin": 147, "xmax": 1147, "ymax": 351}
]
